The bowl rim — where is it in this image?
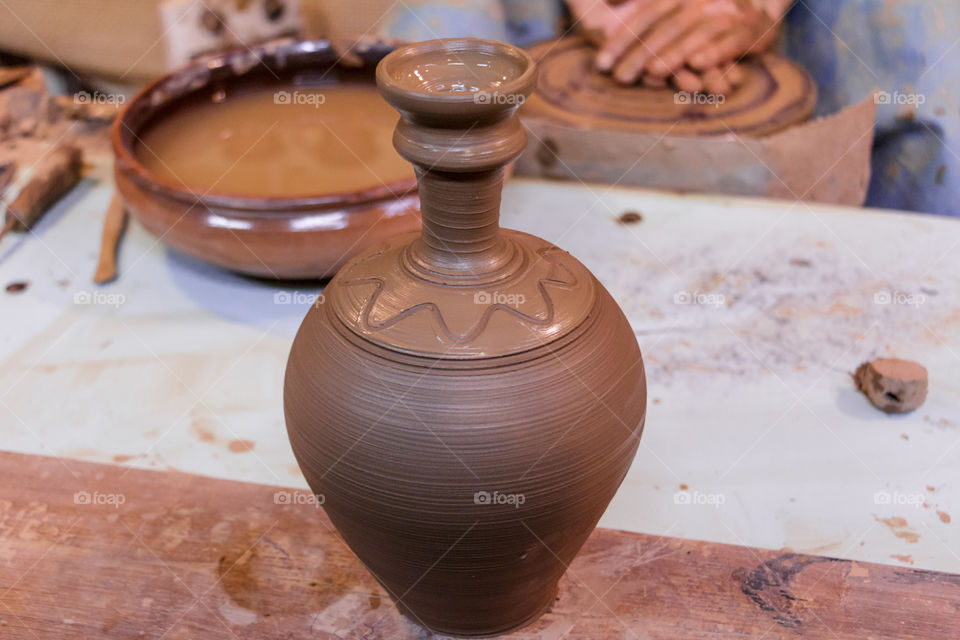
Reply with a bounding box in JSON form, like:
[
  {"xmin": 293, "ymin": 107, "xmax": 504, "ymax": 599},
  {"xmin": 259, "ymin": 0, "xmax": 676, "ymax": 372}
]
[{"xmin": 112, "ymin": 37, "xmax": 419, "ymax": 214}]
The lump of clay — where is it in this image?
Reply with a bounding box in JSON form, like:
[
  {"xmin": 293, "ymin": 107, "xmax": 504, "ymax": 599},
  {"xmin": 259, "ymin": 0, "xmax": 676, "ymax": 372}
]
[{"xmin": 854, "ymin": 358, "xmax": 928, "ymax": 414}]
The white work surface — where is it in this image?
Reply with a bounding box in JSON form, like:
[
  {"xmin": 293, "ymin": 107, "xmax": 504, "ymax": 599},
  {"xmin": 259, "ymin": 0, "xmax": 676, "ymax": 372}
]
[{"xmin": 1, "ymin": 161, "xmax": 958, "ymax": 574}]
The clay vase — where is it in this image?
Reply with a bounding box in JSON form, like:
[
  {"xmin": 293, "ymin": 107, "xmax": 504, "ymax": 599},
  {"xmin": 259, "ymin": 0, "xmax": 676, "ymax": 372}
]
[{"xmin": 284, "ymin": 38, "xmax": 646, "ymax": 636}]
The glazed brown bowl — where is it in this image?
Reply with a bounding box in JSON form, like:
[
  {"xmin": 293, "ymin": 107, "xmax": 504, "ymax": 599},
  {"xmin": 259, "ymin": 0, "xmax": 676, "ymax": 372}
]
[{"xmin": 112, "ymin": 39, "xmax": 420, "ymax": 280}]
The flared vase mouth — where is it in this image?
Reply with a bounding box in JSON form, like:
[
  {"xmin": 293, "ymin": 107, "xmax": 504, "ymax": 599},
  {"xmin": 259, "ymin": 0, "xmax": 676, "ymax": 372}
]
[{"xmin": 376, "ymin": 38, "xmax": 537, "ymax": 120}]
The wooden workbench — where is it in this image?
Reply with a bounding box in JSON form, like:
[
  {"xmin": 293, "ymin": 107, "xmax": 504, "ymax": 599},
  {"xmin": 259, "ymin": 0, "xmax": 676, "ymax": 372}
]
[
  {"xmin": 1, "ymin": 161, "xmax": 958, "ymax": 584},
  {"xmin": 2, "ymin": 450, "xmax": 957, "ymax": 639}
]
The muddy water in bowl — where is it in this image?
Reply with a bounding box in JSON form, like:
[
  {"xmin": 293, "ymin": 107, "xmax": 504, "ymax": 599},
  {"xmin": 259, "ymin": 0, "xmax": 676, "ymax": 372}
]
[
  {"xmin": 135, "ymin": 85, "xmax": 412, "ymax": 198},
  {"xmin": 113, "ymin": 40, "xmax": 422, "ymax": 280}
]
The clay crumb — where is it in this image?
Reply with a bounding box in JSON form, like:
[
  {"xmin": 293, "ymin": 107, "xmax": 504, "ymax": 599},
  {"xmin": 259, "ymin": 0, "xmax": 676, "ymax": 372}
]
[
  {"xmin": 876, "ymin": 516, "xmax": 920, "ymax": 544},
  {"xmin": 789, "ymin": 258, "xmax": 811, "ymax": 267},
  {"xmin": 678, "ymin": 483, "xmax": 689, "ymax": 491},
  {"xmin": 896, "ymin": 530, "xmax": 920, "ymax": 543},
  {"xmin": 890, "ymin": 554, "xmax": 913, "ymax": 564},
  {"xmin": 192, "ymin": 423, "xmax": 216, "ymax": 443},
  {"xmin": 5, "ymin": 281, "xmax": 29, "ymax": 293},
  {"xmin": 854, "ymin": 358, "xmax": 928, "ymax": 413},
  {"xmin": 937, "ymin": 511, "xmax": 951, "ymax": 524},
  {"xmin": 228, "ymin": 439, "xmax": 255, "ymax": 453},
  {"xmin": 618, "ymin": 211, "xmax": 643, "ymax": 224}
]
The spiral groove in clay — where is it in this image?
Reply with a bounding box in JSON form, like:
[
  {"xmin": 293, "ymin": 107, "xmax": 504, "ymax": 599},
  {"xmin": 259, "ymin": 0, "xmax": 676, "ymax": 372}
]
[{"xmin": 524, "ymin": 37, "xmax": 816, "ymax": 137}]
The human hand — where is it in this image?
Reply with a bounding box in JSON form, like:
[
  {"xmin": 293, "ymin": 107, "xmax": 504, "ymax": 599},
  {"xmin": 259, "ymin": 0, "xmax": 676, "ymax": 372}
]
[
  {"xmin": 657, "ymin": 60, "xmax": 744, "ymax": 95},
  {"xmin": 568, "ymin": 0, "xmax": 785, "ymax": 87}
]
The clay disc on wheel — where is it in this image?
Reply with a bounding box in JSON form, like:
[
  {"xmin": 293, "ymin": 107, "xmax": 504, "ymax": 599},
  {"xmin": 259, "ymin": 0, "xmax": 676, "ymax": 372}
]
[{"xmin": 523, "ymin": 38, "xmax": 816, "ymax": 137}]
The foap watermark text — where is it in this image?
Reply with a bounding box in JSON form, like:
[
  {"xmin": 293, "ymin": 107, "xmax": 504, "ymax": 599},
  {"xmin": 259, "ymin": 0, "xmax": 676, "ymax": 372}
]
[
  {"xmin": 675, "ymin": 91, "xmax": 725, "ymax": 107},
  {"xmin": 875, "ymin": 91, "xmax": 925, "ymax": 106},
  {"xmin": 874, "ymin": 490, "xmax": 924, "ymax": 509},
  {"xmin": 74, "ymin": 490, "xmax": 125, "ymax": 508},
  {"xmin": 274, "ymin": 490, "xmax": 325, "ymax": 508},
  {"xmin": 274, "ymin": 291, "xmax": 325, "ymax": 306},
  {"xmin": 873, "ymin": 290, "xmax": 925, "ymax": 307},
  {"xmin": 474, "ymin": 92, "xmax": 525, "ymax": 106},
  {"xmin": 474, "ymin": 490, "xmax": 525, "ymax": 508},
  {"xmin": 674, "ymin": 290, "xmax": 725, "ymax": 308},
  {"xmin": 474, "ymin": 291, "xmax": 525, "ymax": 308},
  {"xmin": 674, "ymin": 490, "xmax": 725, "ymax": 508},
  {"xmin": 74, "ymin": 291, "xmax": 125, "ymax": 308},
  {"xmin": 74, "ymin": 90, "xmax": 125, "ymax": 107},
  {"xmin": 274, "ymin": 90, "xmax": 326, "ymax": 108}
]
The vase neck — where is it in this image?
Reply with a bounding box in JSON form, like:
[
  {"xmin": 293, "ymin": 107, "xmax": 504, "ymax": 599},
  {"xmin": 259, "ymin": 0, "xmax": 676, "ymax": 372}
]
[
  {"xmin": 393, "ymin": 112, "xmax": 528, "ymax": 281},
  {"xmin": 375, "ymin": 39, "xmax": 537, "ymax": 281},
  {"xmin": 410, "ymin": 166, "xmax": 512, "ymax": 276}
]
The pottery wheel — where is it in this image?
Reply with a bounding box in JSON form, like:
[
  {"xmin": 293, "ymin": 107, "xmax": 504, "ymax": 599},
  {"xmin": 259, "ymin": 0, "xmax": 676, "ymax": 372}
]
[{"xmin": 523, "ymin": 38, "xmax": 816, "ymax": 137}]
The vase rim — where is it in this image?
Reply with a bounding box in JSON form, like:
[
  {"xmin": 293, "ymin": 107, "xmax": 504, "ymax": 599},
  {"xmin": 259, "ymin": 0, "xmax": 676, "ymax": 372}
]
[{"xmin": 376, "ymin": 38, "xmax": 537, "ymax": 119}]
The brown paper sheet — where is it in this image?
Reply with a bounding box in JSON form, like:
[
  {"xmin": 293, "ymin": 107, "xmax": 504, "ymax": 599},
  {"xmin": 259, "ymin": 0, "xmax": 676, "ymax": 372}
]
[{"xmin": 517, "ymin": 96, "xmax": 876, "ymax": 207}]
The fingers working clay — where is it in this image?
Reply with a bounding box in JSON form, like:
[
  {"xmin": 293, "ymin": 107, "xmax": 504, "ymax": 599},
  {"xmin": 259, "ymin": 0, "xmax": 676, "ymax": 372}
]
[
  {"xmin": 640, "ymin": 72, "xmax": 669, "ymax": 87},
  {"xmin": 722, "ymin": 60, "xmax": 744, "ymax": 85},
  {"xmin": 698, "ymin": 66, "xmax": 726, "ymax": 94},
  {"xmin": 574, "ymin": 0, "xmax": 786, "ymax": 90},
  {"xmin": 643, "ymin": 11, "xmax": 738, "ymax": 77},
  {"xmin": 687, "ymin": 26, "xmax": 765, "ymax": 70},
  {"xmin": 612, "ymin": 0, "xmax": 741, "ymax": 82},
  {"xmin": 672, "ymin": 67, "xmax": 703, "ymax": 93},
  {"xmin": 687, "ymin": 1, "xmax": 781, "ymax": 69},
  {"xmin": 596, "ymin": 0, "xmax": 683, "ymax": 72},
  {"xmin": 637, "ymin": 60, "xmax": 742, "ymax": 95}
]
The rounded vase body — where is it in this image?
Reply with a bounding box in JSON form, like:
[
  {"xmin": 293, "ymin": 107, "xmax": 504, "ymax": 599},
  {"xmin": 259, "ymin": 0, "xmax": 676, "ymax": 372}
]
[{"xmin": 283, "ymin": 38, "xmax": 646, "ymax": 636}]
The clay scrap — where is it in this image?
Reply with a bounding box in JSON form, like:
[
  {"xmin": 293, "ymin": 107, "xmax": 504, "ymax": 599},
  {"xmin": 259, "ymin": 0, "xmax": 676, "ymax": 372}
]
[
  {"xmin": 0, "ymin": 139, "xmax": 82, "ymax": 241},
  {"xmin": 0, "ymin": 65, "xmax": 114, "ymax": 244},
  {"xmin": 855, "ymin": 358, "xmax": 928, "ymax": 414},
  {"xmin": 0, "ymin": 66, "xmax": 116, "ymax": 153}
]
